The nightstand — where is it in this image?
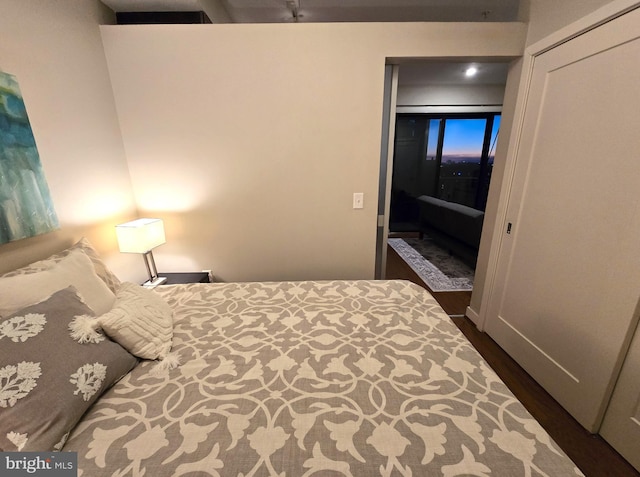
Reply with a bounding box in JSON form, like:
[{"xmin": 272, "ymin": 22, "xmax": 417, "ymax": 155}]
[{"xmin": 160, "ymin": 272, "xmax": 211, "ymax": 285}]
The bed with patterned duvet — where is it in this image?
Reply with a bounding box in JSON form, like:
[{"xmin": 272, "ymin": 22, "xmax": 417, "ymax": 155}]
[{"xmin": 0, "ymin": 239, "xmax": 582, "ymax": 476}]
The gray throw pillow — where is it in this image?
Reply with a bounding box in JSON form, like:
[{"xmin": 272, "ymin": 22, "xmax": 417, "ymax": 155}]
[{"xmin": 0, "ymin": 287, "xmax": 137, "ymax": 451}]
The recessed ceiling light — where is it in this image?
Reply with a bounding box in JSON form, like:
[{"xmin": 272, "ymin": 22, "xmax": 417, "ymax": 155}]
[{"xmin": 465, "ymin": 66, "xmax": 478, "ymax": 77}]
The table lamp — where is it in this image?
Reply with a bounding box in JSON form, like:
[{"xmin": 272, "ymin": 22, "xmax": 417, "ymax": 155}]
[{"xmin": 116, "ymin": 218, "xmax": 167, "ymax": 287}]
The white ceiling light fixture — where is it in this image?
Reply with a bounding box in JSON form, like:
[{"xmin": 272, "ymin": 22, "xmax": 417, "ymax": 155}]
[{"xmin": 465, "ymin": 66, "xmax": 478, "ymax": 77}]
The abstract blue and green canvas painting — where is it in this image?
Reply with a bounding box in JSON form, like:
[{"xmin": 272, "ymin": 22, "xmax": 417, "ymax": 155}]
[{"xmin": 0, "ymin": 71, "xmax": 58, "ymax": 244}]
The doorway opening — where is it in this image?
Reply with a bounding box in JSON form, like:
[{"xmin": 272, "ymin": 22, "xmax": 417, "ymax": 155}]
[{"xmin": 383, "ymin": 61, "xmax": 508, "ymax": 304}]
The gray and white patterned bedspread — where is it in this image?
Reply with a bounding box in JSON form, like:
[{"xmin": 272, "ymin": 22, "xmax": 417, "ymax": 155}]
[{"xmin": 64, "ymin": 280, "xmax": 582, "ymax": 476}]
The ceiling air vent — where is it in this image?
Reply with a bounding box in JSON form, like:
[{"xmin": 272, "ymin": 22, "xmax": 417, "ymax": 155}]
[{"xmin": 116, "ymin": 11, "xmax": 212, "ymax": 24}]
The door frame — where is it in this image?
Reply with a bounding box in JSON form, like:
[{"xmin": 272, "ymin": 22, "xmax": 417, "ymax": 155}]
[
  {"xmin": 375, "ymin": 64, "xmax": 399, "ymax": 279},
  {"xmin": 477, "ymin": 0, "xmax": 640, "ymax": 331}
]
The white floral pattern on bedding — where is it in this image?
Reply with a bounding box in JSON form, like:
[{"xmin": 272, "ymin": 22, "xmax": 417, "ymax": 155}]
[
  {"xmin": 63, "ymin": 280, "xmax": 583, "ymax": 476},
  {"xmin": 0, "ymin": 287, "xmax": 137, "ymax": 452}
]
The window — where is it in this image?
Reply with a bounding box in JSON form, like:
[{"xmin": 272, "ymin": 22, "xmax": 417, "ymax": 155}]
[
  {"xmin": 392, "ymin": 113, "xmax": 500, "ymax": 213},
  {"xmin": 438, "ymin": 118, "xmax": 487, "ymax": 208}
]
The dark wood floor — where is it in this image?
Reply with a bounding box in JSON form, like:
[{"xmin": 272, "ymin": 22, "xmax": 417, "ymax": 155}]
[
  {"xmin": 385, "ymin": 245, "xmax": 639, "ymax": 477},
  {"xmin": 385, "ymin": 244, "xmax": 472, "ymax": 316}
]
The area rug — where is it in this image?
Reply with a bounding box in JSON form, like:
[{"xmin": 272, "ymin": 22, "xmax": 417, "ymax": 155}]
[{"xmin": 388, "ymin": 237, "xmax": 474, "ymax": 292}]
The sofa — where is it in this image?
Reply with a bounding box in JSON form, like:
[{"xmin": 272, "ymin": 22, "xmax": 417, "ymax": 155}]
[{"xmin": 416, "ymin": 195, "xmax": 484, "ymax": 267}]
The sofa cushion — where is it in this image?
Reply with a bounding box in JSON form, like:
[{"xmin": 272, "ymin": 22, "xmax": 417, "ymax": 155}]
[{"xmin": 417, "ymin": 196, "xmax": 484, "ymax": 249}]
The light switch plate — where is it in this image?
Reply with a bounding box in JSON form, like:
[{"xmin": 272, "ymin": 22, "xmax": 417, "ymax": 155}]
[{"xmin": 353, "ymin": 192, "xmax": 364, "ymax": 209}]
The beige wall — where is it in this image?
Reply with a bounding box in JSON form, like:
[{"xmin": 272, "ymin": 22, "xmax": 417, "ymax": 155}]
[
  {"xmin": 100, "ymin": 22, "xmax": 526, "ymax": 282},
  {"xmin": 526, "ymin": 0, "xmax": 617, "ymax": 45},
  {"xmin": 397, "ymin": 84, "xmax": 506, "ymax": 107},
  {"xmin": 0, "ymin": 0, "xmax": 141, "ymax": 281}
]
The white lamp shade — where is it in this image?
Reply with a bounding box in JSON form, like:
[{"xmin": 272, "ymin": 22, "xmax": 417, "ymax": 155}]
[{"xmin": 116, "ymin": 218, "xmax": 166, "ymax": 253}]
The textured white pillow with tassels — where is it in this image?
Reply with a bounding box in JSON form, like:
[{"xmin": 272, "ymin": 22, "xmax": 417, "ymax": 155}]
[{"xmin": 69, "ymin": 282, "xmax": 175, "ymax": 364}]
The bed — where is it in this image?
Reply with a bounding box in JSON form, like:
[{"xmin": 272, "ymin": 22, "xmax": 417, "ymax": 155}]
[{"xmin": 0, "ymin": 239, "xmax": 582, "ymax": 476}]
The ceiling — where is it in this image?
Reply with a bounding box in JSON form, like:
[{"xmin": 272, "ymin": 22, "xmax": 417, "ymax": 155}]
[
  {"xmin": 101, "ymin": 0, "xmax": 523, "ymax": 24},
  {"xmin": 399, "ymin": 62, "xmax": 509, "ymax": 86}
]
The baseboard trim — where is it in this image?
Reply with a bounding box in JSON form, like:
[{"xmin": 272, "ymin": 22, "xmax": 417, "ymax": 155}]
[{"xmin": 465, "ymin": 306, "xmax": 480, "ymax": 327}]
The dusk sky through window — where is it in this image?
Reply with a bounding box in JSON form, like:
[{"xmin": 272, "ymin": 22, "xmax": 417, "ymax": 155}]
[
  {"xmin": 442, "ymin": 116, "xmax": 501, "ymax": 161},
  {"xmin": 442, "ymin": 119, "xmax": 486, "ymax": 159}
]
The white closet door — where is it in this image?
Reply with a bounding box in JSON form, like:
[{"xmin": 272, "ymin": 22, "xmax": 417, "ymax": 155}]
[
  {"xmin": 484, "ymin": 7, "xmax": 640, "ymax": 431},
  {"xmin": 601, "ymin": 318, "xmax": 640, "ymax": 471}
]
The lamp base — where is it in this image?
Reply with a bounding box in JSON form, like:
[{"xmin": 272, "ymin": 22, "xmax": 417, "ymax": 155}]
[{"xmin": 142, "ymin": 276, "xmax": 168, "ymax": 288}]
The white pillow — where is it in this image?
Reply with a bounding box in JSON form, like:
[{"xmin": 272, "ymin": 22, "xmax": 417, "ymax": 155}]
[
  {"xmin": 0, "ymin": 237, "xmax": 121, "ymax": 293},
  {"xmin": 80, "ymin": 282, "xmax": 174, "ymax": 360},
  {"xmin": 0, "ymin": 249, "xmax": 116, "ymax": 318}
]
